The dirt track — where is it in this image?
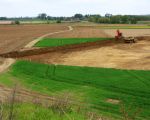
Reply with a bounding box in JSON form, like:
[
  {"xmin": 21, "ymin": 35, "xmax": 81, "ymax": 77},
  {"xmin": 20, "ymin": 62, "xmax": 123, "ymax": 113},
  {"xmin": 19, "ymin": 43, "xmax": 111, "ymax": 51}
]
[
  {"xmin": 25, "ymin": 26, "xmax": 73, "ymax": 48},
  {"xmin": 0, "ymin": 58, "xmax": 15, "ymax": 73},
  {"xmin": 21, "ymin": 38, "xmax": 150, "ymax": 70}
]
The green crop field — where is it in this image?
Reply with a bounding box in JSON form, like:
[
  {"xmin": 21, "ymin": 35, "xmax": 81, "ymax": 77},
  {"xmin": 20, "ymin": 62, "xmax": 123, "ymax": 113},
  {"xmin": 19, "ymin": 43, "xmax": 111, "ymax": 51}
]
[
  {"xmin": 35, "ymin": 38, "xmax": 112, "ymax": 47},
  {"xmin": 0, "ymin": 61, "xmax": 150, "ymax": 119}
]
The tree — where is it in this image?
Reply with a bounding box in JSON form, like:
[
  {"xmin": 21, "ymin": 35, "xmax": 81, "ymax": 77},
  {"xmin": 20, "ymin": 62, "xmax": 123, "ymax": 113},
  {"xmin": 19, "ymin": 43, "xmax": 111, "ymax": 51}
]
[
  {"xmin": 14, "ymin": 20, "xmax": 20, "ymax": 25},
  {"xmin": 88, "ymin": 15, "xmax": 101, "ymax": 23},
  {"xmin": 74, "ymin": 14, "xmax": 83, "ymax": 20},
  {"xmin": 121, "ymin": 15, "xmax": 129, "ymax": 24},
  {"xmin": 110, "ymin": 16, "xmax": 121, "ymax": 24},
  {"xmin": 47, "ymin": 16, "xmax": 53, "ymax": 20},
  {"xmin": 56, "ymin": 20, "xmax": 61, "ymax": 23},
  {"xmin": 37, "ymin": 13, "xmax": 47, "ymax": 20},
  {"xmin": 105, "ymin": 13, "xmax": 112, "ymax": 18},
  {"xmin": 99, "ymin": 18, "xmax": 110, "ymax": 23},
  {"xmin": 130, "ymin": 18, "xmax": 137, "ymax": 24},
  {"xmin": 0, "ymin": 17, "xmax": 7, "ymax": 20}
]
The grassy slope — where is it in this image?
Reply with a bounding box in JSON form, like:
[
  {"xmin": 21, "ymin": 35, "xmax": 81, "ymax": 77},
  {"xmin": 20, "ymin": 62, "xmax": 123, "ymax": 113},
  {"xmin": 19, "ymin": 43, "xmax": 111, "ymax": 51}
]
[
  {"xmin": 2, "ymin": 103, "xmax": 84, "ymax": 120},
  {"xmin": 0, "ymin": 61, "xmax": 150, "ymax": 119},
  {"xmin": 34, "ymin": 38, "xmax": 112, "ymax": 47}
]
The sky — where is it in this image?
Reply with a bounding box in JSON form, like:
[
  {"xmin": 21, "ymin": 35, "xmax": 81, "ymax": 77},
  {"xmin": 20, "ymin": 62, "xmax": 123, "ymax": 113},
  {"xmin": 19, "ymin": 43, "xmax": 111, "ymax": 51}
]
[{"xmin": 0, "ymin": 0, "xmax": 150, "ymax": 17}]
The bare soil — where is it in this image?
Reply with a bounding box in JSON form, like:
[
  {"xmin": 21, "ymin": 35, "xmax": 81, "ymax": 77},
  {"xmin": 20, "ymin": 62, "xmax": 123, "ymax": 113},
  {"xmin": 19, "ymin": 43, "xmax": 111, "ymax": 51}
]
[
  {"xmin": 24, "ymin": 26, "xmax": 73, "ymax": 48},
  {"xmin": 20, "ymin": 38, "xmax": 150, "ymax": 70},
  {"xmin": 48, "ymin": 26, "xmax": 110, "ymax": 38},
  {"xmin": 104, "ymin": 29, "xmax": 150, "ymax": 37},
  {"xmin": 0, "ymin": 24, "xmax": 67, "ymax": 54}
]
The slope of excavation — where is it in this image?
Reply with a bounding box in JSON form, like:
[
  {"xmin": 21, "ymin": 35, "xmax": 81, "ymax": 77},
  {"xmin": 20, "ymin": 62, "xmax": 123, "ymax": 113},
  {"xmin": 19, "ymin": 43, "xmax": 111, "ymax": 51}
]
[{"xmin": 21, "ymin": 38, "xmax": 150, "ymax": 70}]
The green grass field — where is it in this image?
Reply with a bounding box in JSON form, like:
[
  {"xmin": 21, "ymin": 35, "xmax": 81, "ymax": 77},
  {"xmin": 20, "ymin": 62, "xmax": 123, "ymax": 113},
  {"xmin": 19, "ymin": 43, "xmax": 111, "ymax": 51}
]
[
  {"xmin": 0, "ymin": 61, "xmax": 150, "ymax": 119},
  {"xmin": 34, "ymin": 38, "xmax": 112, "ymax": 47}
]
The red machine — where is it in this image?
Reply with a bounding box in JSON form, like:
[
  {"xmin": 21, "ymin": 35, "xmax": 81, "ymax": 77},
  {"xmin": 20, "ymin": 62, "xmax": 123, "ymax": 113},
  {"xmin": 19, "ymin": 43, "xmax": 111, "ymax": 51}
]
[
  {"xmin": 115, "ymin": 29, "xmax": 123, "ymax": 40},
  {"xmin": 115, "ymin": 29, "xmax": 136, "ymax": 43}
]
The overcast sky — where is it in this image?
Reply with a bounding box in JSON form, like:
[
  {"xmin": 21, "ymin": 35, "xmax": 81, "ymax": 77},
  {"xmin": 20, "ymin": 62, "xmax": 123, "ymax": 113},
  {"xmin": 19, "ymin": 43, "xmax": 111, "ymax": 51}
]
[{"xmin": 0, "ymin": 0, "xmax": 150, "ymax": 17}]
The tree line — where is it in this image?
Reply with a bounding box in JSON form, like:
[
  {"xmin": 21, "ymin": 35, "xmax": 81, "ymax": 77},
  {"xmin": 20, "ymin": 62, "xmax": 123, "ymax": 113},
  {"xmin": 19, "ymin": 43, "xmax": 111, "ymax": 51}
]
[
  {"xmin": 88, "ymin": 15, "xmax": 139, "ymax": 24},
  {"xmin": 1, "ymin": 13, "xmax": 150, "ymax": 24}
]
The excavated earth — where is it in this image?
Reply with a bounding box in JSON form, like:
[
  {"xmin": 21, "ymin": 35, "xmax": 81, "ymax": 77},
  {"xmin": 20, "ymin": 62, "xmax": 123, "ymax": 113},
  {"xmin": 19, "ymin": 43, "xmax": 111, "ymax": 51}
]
[{"xmin": 16, "ymin": 37, "xmax": 150, "ymax": 70}]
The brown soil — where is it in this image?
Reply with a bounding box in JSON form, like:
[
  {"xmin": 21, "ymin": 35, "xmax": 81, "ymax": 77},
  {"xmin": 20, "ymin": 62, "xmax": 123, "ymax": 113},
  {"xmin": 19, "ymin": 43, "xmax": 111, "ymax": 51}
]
[
  {"xmin": 104, "ymin": 29, "xmax": 150, "ymax": 37},
  {"xmin": 48, "ymin": 26, "xmax": 110, "ymax": 38},
  {"xmin": 0, "ymin": 24, "xmax": 67, "ymax": 54},
  {"xmin": 20, "ymin": 38, "xmax": 150, "ymax": 70},
  {"xmin": 24, "ymin": 26, "xmax": 73, "ymax": 48},
  {"xmin": 0, "ymin": 58, "xmax": 4, "ymax": 65}
]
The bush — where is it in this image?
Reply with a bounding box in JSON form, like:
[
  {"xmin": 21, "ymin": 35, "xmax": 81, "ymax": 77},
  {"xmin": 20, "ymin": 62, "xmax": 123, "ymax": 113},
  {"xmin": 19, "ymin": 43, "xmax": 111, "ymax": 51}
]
[
  {"xmin": 14, "ymin": 20, "xmax": 20, "ymax": 25},
  {"xmin": 11, "ymin": 20, "xmax": 20, "ymax": 25},
  {"xmin": 56, "ymin": 20, "xmax": 61, "ymax": 23},
  {"xmin": 47, "ymin": 21, "xmax": 50, "ymax": 24}
]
